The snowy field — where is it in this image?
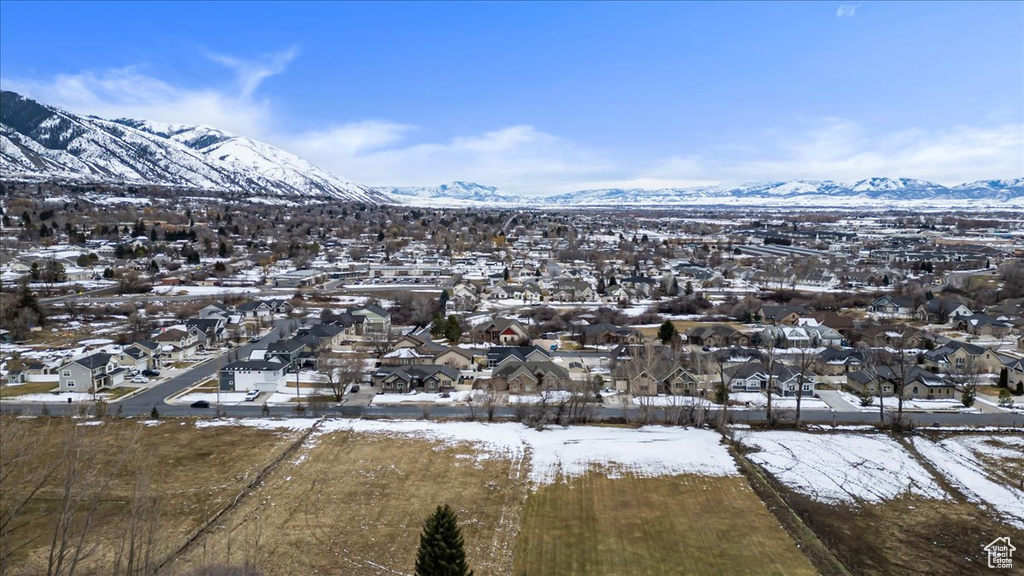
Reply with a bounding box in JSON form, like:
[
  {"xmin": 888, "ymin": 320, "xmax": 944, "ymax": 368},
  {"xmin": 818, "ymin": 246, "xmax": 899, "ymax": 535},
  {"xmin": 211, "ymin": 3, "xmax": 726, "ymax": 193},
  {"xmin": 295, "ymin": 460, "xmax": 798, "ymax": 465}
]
[
  {"xmin": 9, "ymin": 391, "xmax": 111, "ymax": 403},
  {"xmin": 912, "ymin": 435, "xmax": 1024, "ymax": 528},
  {"xmin": 151, "ymin": 285, "xmax": 264, "ymax": 296},
  {"xmin": 192, "ymin": 419, "xmax": 739, "ymax": 486},
  {"xmin": 370, "ymin": 390, "xmax": 481, "ymax": 405},
  {"xmin": 838, "ymin": 391, "xmax": 982, "ymax": 413},
  {"xmin": 743, "ymin": 431, "xmax": 946, "ymax": 504}
]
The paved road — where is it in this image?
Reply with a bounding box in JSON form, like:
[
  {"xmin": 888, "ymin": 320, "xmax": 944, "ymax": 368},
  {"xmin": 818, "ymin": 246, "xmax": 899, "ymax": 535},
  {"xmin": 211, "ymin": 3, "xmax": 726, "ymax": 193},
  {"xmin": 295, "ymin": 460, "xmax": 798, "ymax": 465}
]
[{"xmin": 5, "ymin": 392, "xmax": 1023, "ymax": 427}]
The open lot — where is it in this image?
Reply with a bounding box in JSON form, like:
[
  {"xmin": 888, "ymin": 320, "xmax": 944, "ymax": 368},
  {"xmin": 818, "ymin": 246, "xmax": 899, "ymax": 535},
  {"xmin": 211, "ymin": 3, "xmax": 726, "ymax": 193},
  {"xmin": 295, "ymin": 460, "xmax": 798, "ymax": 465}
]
[
  {"xmin": 514, "ymin": 473, "xmax": 817, "ymax": 576},
  {"xmin": 4, "ymin": 416, "xmax": 1022, "ymax": 576},
  {"xmin": 0, "ymin": 417, "xmax": 305, "ymax": 575},
  {"xmin": 742, "ymin": 430, "xmax": 1024, "ymax": 575}
]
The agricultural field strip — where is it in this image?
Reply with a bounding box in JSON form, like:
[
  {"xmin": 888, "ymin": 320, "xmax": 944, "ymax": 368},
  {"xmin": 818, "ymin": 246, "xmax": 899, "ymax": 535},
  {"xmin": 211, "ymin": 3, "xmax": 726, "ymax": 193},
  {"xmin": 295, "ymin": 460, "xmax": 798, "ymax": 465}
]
[
  {"xmin": 741, "ymin": 431, "xmax": 948, "ymax": 503},
  {"xmin": 196, "ymin": 418, "xmax": 740, "ymax": 485},
  {"xmin": 911, "ymin": 435, "xmax": 1024, "ymax": 529}
]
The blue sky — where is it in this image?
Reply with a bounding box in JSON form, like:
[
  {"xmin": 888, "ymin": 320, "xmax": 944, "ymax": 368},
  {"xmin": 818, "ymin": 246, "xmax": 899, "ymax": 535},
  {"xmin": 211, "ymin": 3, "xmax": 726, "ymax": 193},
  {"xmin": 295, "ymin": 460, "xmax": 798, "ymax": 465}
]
[{"xmin": 2, "ymin": 1, "xmax": 1022, "ymax": 193}]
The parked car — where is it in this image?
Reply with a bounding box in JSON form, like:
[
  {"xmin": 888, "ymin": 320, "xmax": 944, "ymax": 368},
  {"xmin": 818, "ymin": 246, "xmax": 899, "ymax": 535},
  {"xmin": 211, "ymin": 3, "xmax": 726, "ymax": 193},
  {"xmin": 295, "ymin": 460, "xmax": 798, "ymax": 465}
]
[
  {"xmin": 190, "ymin": 400, "xmax": 210, "ymax": 409},
  {"xmin": 349, "ymin": 385, "xmax": 360, "ymax": 393},
  {"xmin": 250, "ymin": 336, "xmax": 260, "ymax": 343},
  {"xmin": 130, "ymin": 376, "xmax": 149, "ymax": 384},
  {"xmin": 142, "ymin": 369, "xmax": 160, "ymax": 377},
  {"xmin": 245, "ymin": 390, "xmax": 260, "ymax": 402}
]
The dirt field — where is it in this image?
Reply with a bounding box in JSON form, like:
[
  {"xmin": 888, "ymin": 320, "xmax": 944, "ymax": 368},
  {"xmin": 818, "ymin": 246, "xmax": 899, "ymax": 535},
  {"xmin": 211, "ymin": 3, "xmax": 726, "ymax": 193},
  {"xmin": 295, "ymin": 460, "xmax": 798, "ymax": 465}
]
[
  {"xmin": 513, "ymin": 473, "xmax": 817, "ymax": 576},
  {"xmin": 788, "ymin": 494, "xmax": 1023, "ymax": 576},
  {"xmin": 0, "ymin": 417, "xmax": 304, "ymax": 575},
  {"xmin": 167, "ymin": 428, "xmax": 529, "ymax": 576}
]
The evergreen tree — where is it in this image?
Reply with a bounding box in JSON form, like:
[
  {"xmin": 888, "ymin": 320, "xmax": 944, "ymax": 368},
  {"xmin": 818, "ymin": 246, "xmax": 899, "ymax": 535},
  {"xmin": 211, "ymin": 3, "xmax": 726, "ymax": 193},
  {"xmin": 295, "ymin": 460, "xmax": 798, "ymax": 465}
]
[
  {"xmin": 415, "ymin": 504, "xmax": 473, "ymax": 576},
  {"xmin": 684, "ymin": 281, "xmax": 694, "ymax": 296},
  {"xmin": 657, "ymin": 320, "xmax": 678, "ymax": 344},
  {"xmin": 998, "ymin": 368, "xmax": 1008, "ymax": 389},
  {"xmin": 444, "ymin": 316, "xmax": 462, "ymax": 343},
  {"xmin": 430, "ymin": 313, "xmax": 446, "ymax": 338}
]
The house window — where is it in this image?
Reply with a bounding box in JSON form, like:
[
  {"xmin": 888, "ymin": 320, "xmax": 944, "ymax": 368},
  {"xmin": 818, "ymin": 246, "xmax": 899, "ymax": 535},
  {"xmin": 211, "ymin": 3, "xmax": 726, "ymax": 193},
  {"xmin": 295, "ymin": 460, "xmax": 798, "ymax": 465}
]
[
  {"xmin": 67, "ymin": 380, "xmax": 75, "ymax": 387},
  {"xmin": 62, "ymin": 370, "xmax": 71, "ymax": 377}
]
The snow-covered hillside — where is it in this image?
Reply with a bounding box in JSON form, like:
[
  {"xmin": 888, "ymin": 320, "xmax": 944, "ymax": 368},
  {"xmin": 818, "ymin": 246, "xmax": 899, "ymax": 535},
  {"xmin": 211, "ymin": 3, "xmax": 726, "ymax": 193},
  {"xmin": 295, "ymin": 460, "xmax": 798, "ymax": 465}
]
[
  {"xmin": 0, "ymin": 91, "xmax": 386, "ymax": 203},
  {"xmin": 538, "ymin": 178, "xmax": 1024, "ymax": 208},
  {"xmin": 380, "ymin": 181, "xmax": 524, "ymax": 206}
]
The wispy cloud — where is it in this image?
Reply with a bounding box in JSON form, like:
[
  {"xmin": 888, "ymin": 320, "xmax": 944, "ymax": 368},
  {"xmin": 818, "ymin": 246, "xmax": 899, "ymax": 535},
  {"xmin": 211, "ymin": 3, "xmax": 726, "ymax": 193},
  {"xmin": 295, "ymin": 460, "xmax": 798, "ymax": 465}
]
[
  {"xmin": 836, "ymin": 3, "xmax": 859, "ymax": 18},
  {"xmin": 204, "ymin": 47, "xmax": 299, "ymax": 98},
  {"xmin": 3, "ymin": 56, "xmax": 1021, "ymax": 193}
]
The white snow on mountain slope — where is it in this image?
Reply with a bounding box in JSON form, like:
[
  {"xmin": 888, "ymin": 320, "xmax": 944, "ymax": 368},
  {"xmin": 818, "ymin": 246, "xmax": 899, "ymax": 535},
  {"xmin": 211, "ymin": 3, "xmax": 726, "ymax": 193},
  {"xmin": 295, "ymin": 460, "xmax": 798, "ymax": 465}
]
[
  {"xmin": 0, "ymin": 91, "xmax": 385, "ymax": 203},
  {"xmin": 380, "ymin": 181, "xmax": 524, "ymax": 206}
]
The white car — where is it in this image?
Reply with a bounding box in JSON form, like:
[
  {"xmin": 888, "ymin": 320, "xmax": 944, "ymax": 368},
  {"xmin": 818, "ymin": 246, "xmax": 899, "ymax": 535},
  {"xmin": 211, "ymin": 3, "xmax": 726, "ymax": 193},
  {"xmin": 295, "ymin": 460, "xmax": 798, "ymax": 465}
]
[
  {"xmin": 130, "ymin": 376, "xmax": 150, "ymax": 384},
  {"xmin": 244, "ymin": 390, "xmax": 261, "ymax": 402}
]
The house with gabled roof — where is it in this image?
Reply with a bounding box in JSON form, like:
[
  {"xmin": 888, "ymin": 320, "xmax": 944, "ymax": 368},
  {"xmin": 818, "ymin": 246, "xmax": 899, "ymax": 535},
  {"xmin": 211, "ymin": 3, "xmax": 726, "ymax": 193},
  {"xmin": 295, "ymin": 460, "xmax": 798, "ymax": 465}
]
[
  {"xmin": 475, "ymin": 317, "xmax": 530, "ymax": 345},
  {"xmin": 371, "ymin": 365, "xmax": 460, "ymax": 393},
  {"xmin": 58, "ymin": 352, "xmax": 127, "ymax": 393}
]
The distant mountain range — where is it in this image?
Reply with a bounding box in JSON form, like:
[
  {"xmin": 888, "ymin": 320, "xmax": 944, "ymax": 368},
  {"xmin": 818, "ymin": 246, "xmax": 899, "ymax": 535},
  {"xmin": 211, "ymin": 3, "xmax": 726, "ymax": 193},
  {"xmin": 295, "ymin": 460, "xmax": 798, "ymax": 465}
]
[
  {"xmin": 0, "ymin": 91, "xmax": 386, "ymax": 203},
  {"xmin": 2, "ymin": 91, "xmax": 1021, "ymax": 209},
  {"xmin": 380, "ymin": 181, "xmax": 524, "ymax": 206},
  {"xmin": 537, "ymin": 177, "xmax": 1024, "ymax": 208}
]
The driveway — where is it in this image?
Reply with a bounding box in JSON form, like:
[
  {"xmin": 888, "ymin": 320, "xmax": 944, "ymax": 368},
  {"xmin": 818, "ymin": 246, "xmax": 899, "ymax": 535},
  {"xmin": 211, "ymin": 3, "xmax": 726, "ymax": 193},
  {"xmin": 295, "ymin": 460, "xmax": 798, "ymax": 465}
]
[{"xmin": 816, "ymin": 389, "xmax": 860, "ymax": 412}]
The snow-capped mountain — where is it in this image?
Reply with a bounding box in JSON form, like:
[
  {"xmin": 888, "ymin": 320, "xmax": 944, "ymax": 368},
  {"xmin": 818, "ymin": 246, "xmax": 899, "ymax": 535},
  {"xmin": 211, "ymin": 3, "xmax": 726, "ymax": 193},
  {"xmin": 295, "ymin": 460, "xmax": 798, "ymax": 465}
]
[
  {"xmin": 0, "ymin": 91, "xmax": 385, "ymax": 203},
  {"xmin": 540, "ymin": 178, "xmax": 1024, "ymax": 208},
  {"xmin": 380, "ymin": 181, "xmax": 523, "ymax": 206}
]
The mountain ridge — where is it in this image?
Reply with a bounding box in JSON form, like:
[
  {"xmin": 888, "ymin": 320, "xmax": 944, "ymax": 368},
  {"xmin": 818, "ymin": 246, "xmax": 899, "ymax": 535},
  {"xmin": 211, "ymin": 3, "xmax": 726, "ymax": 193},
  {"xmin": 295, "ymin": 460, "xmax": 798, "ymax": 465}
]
[{"xmin": 0, "ymin": 91, "xmax": 386, "ymax": 203}]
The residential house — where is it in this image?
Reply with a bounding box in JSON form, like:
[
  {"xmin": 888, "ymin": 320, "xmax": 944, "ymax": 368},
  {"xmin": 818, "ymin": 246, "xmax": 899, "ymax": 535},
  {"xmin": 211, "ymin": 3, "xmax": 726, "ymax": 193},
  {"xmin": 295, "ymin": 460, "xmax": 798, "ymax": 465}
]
[
  {"xmin": 476, "ymin": 317, "xmax": 531, "ymax": 345},
  {"xmin": 846, "ymin": 364, "xmax": 955, "ymax": 399},
  {"xmin": 58, "ymin": 353, "xmax": 127, "ymax": 392},
  {"xmin": 219, "ymin": 360, "xmax": 287, "ymax": 392},
  {"xmin": 914, "ymin": 298, "xmax": 973, "ymax": 324},
  {"xmin": 153, "ymin": 327, "xmax": 201, "ymax": 362},
  {"xmin": 371, "ymin": 365, "xmax": 460, "ymax": 393},
  {"xmin": 756, "ymin": 305, "xmax": 806, "ymax": 326},
  {"xmin": 581, "ymin": 323, "xmax": 642, "ymax": 346},
  {"xmin": 489, "ymin": 356, "xmax": 571, "ymax": 394},
  {"xmin": 724, "ymin": 361, "xmax": 815, "ymax": 397},
  {"xmin": 350, "ymin": 305, "xmax": 392, "ymax": 335},
  {"xmin": 956, "ymin": 314, "xmax": 1013, "ymax": 338}
]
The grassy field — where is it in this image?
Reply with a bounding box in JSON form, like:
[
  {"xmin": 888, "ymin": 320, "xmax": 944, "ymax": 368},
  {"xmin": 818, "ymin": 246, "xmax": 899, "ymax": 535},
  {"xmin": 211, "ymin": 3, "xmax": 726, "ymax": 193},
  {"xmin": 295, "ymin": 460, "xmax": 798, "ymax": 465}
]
[
  {"xmin": 169, "ymin": 429, "xmax": 529, "ymax": 576},
  {"xmin": 0, "ymin": 418, "xmax": 304, "ymax": 575},
  {"xmin": 513, "ymin": 473, "xmax": 817, "ymax": 576},
  {"xmin": 0, "ymin": 381, "xmax": 56, "ymax": 397}
]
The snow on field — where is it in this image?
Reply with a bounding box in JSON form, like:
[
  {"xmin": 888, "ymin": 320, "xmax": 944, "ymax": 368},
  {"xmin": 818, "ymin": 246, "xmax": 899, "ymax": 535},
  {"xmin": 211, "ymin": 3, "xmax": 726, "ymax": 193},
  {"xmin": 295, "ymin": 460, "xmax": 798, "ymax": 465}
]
[
  {"xmin": 371, "ymin": 390, "xmax": 481, "ymax": 405},
  {"xmin": 724, "ymin": 392, "xmax": 830, "ymax": 410},
  {"xmin": 8, "ymin": 391, "xmax": 110, "ymax": 403},
  {"xmin": 838, "ymin": 391, "xmax": 981, "ymax": 413},
  {"xmin": 151, "ymin": 285, "xmax": 262, "ymax": 296},
  {"xmin": 743, "ymin": 431, "xmax": 946, "ymax": 504},
  {"xmin": 194, "ymin": 418, "xmax": 318, "ymax": 432},
  {"xmin": 632, "ymin": 395, "xmax": 719, "ymax": 407},
  {"xmin": 912, "ymin": 435, "xmax": 1024, "ymax": 528},
  {"xmin": 508, "ymin": 391, "xmax": 572, "ymax": 404},
  {"xmin": 195, "ymin": 418, "xmax": 739, "ymax": 486}
]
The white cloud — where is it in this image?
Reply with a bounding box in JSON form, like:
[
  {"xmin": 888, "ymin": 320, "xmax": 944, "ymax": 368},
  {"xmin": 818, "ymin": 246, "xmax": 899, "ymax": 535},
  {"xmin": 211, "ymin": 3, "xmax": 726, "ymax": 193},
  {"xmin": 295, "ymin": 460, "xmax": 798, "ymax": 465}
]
[
  {"xmin": 204, "ymin": 47, "xmax": 298, "ymax": 98},
  {"xmin": 2, "ymin": 67, "xmax": 273, "ymax": 137},
  {"xmin": 836, "ymin": 3, "xmax": 859, "ymax": 18},
  {"xmin": 3, "ymin": 59, "xmax": 1021, "ymax": 193},
  {"xmin": 289, "ymin": 125, "xmax": 618, "ymax": 194},
  {"xmin": 640, "ymin": 118, "xmax": 1024, "ymax": 187}
]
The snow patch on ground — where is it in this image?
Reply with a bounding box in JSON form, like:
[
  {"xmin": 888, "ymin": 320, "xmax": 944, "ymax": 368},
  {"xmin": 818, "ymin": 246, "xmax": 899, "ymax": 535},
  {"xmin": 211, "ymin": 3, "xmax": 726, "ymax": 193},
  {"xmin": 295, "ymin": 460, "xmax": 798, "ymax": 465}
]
[
  {"xmin": 912, "ymin": 435, "xmax": 1024, "ymax": 528},
  {"xmin": 743, "ymin": 431, "xmax": 946, "ymax": 504}
]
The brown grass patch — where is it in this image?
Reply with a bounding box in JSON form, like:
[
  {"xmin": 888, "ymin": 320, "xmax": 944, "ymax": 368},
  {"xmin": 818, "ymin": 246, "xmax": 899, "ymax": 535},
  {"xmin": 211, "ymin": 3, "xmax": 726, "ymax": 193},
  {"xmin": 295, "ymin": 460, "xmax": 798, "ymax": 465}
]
[
  {"xmin": 0, "ymin": 418, "xmax": 303, "ymax": 575},
  {"xmin": 167, "ymin": 429, "xmax": 528, "ymax": 576},
  {"xmin": 0, "ymin": 381, "xmax": 57, "ymax": 397},
  {"xmin": 513, "ymin": 473, "xmax": 818, "ymax": 576}
]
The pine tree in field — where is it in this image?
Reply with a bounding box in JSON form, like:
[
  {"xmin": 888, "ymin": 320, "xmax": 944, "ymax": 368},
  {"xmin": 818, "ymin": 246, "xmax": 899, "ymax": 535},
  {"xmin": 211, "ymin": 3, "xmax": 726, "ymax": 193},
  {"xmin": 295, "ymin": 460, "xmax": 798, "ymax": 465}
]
[
  {"xmin": 657, "ymin": 320, "xmax": 678, "ymax": 344},
  {"xmin": 415, "ymin": 504, "xmax": 473, "ymax": 576}
]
